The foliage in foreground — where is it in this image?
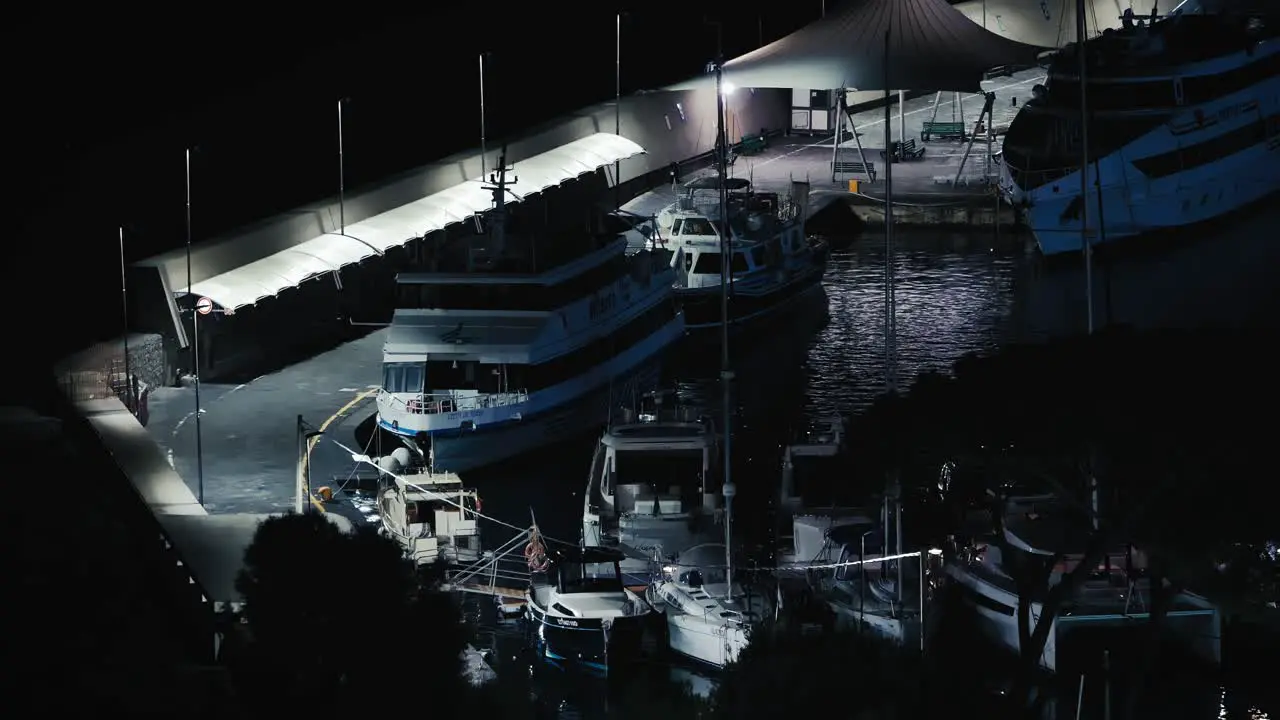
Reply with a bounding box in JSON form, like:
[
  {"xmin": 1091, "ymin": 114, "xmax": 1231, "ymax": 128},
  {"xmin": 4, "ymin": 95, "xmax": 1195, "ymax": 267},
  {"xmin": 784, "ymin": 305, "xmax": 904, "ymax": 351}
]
[{"xmin": 233, "ymin": 513, "xmax": 469, "ymax": 718}]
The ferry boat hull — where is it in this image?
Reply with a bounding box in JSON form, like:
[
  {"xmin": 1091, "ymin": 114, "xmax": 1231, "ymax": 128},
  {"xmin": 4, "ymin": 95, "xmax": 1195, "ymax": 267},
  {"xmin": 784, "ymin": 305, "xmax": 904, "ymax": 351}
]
[
  {"xmin": 378, "ymin": 319, "xmax": 681, "ymax": 473},
  {"xmin": 943, "ymin": 563, "xmax": 1059, "ymax": 671}
]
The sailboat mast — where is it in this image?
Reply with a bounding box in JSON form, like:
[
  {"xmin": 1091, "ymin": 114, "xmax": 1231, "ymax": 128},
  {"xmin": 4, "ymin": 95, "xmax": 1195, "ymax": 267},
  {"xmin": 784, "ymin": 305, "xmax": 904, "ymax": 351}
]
[
  {"xmin": 883, "ymin": 26, "xmax": 896, "ymax": 392},
  {"xmin": 1077, "ymin": 0, "xmax": 1094, "ymax": 335},
  {"xmin": 715, "ymin": 45, "xmax": 736, "ymax": 600}
]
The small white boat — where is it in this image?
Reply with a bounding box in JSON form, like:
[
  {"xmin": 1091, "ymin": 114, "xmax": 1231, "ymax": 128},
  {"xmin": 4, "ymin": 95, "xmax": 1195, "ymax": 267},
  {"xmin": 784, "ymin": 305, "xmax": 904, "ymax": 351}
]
[
  {"xmin": 526, "ymin": 545, "xmax": 653, "ymax": 674},
  {"xmin": 774, "ymin": 416, "xmax": 870, "ymax": 572},
  {"xmin": 651, "ymin": 543, "xmax": 771, "ymax": 669},
  {"xmin": 581, "ymin": 389, "xmax": 720, "ymax": 585},
  {"xmin": 377, "ymin": 469, "xmax": 482, "ymax": 566}
]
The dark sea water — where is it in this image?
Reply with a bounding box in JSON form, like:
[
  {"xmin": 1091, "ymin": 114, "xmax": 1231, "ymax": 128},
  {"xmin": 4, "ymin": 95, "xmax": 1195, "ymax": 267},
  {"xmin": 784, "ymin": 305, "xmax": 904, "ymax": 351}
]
[{"xmin": 460, "ymin": 205, "xmax": 1280, "ymax": 719}]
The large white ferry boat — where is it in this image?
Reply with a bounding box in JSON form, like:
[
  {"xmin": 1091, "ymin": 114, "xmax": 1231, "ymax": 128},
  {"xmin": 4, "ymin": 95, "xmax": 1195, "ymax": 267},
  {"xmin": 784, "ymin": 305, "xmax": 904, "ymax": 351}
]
[
  {"xmin": 1000, "ymin": 0, "xmax": 1278, "ymax": 255},
  {"xmin": 375, "ymin": 158, "xmax": 684, "ymax": 473}
]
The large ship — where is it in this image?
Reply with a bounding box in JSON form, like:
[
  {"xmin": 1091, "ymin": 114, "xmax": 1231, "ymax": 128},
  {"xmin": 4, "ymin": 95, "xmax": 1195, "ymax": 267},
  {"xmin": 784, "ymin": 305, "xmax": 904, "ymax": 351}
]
[
  {"xmin": 375, "ymin": 155, "xmax": 685, "ymax": 473},
  {"xmin": 1000, "ymin": 0, "xmax": 1278, "ymax": 255}
]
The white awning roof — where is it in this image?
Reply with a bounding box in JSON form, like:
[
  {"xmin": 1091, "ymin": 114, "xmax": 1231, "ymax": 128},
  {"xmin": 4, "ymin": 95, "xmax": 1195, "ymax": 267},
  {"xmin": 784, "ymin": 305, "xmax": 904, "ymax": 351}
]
[
  {"xmin": 185, "ymin": 133, "xmax": 646, "ymax": 311},
  {"xmin": 668, "ymin": 0, "xmax": 1043, "ymax": 94}
]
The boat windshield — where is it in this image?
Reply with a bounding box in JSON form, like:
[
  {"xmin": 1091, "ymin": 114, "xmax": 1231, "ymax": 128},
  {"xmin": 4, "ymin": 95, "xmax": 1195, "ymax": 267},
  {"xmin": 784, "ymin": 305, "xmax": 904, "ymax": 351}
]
[
  {"xmin": 559, "ymin": 561, "xmax": 624, "ymax": 594},
  {"xmin": 615, "ymin": 449, "xmax": 705, "ymax": 498}
]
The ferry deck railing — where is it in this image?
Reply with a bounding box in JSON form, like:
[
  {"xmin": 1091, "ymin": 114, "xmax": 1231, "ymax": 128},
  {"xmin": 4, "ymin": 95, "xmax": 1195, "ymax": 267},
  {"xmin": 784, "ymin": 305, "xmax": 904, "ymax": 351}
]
[{"xmin": 380, "ymin": 389, "xmax": 530, "ymax": 416}]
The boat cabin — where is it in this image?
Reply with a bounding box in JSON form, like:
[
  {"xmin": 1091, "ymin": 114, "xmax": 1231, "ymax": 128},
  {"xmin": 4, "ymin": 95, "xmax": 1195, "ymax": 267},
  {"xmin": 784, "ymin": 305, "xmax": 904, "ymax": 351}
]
[{"xmin": 379, "ymin": 474, "xmax": 481, "ymax": 566}]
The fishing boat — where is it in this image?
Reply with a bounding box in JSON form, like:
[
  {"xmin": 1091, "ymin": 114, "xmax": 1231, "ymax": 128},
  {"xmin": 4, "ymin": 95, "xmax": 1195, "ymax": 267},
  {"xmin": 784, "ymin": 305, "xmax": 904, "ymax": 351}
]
[
  {"xmin": 1001, "ymin": 0, "xmax": 1278, "ymax": 255},
  {"xmin": 650, "ymin": 543, "xmax": 771, "ymax": 668},
  {"xmin": 375, "ymin": 152, "xmax": 685, "ymax": 472},
  {"xmin": 655, "ymin": 175, "xmax": 828, "ymax": 331},
  {"xmin": 376, "ymin": 461, "xmax": 483, "ymax": 566},
  {"xmin": 580, "ymin": 389, "xmax": 719, "ymax": 586},
  {"xmin": 525, "ymin": 545, "xmax": 653, "ymax": 674}
]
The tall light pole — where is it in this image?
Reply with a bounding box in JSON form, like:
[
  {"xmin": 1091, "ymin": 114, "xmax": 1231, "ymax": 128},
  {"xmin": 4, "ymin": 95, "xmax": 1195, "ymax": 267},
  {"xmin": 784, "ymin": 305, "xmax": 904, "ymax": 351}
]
[
  {"xmin": 185, "ymin": 148, "xmax": 204, "ymax": 507},
  {"xmin": 338, "ymin": 98, "xmax": 346, "ymax": 235},
  {"xmin": 615, "ymin": 12, "xmax": 622, "ymax": 207},
  {"xmin": 479, "ymin": 53, "xmax": 488, "ymax": 178},
  {"xmin": 119, "ymin": 226, "xmax": 132, "ymax": 410}
]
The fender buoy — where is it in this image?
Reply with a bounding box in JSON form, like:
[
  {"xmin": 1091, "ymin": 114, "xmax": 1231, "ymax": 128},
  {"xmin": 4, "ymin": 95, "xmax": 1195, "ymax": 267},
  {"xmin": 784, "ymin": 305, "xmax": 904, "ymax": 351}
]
[
  {"xmin": 475, "ymin": 497, "xmax": 483, "ymax": 514},
  {"xmin": 317, "ymin": 486, "xmax": 333, "ymax": 502}
]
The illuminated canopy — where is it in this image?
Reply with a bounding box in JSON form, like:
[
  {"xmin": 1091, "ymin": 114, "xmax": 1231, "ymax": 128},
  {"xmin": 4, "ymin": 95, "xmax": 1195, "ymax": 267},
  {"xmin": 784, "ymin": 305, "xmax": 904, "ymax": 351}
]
[
  {"xmin": 185, "ymin": 133, "xmax": 646, "ymax": 311},
  {"xmin": 671, "ymin": 0, "xmax": 1043, "ymax": 93}
]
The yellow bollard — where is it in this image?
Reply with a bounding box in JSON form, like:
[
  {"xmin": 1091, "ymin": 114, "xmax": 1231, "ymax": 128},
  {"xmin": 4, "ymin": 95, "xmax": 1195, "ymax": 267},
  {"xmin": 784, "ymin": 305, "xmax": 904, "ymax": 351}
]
[{"xmin": 848, "ymin": 179, "xmax": 859, "ymax": 193}]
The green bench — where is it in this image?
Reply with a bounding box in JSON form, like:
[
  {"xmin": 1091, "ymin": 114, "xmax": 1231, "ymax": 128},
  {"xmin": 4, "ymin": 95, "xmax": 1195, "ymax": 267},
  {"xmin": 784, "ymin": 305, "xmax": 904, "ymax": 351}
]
[
  {"xmin": 881, "ymin": 139, "xmax": 926, "ymax": 163},
  {"xmin": 737, "ymin": 133, "xmax": 768, "ymax": 155},
  {"xmin": 921, "ymin": 121, "xmax": 967, "ymax": 142}
]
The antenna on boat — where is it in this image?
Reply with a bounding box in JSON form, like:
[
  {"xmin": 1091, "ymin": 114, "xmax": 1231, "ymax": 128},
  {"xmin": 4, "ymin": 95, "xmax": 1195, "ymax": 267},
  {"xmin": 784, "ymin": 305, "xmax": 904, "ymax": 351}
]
[{"xmin": 713, "ymin": 30, "xmax": 737, "ymax": 603}]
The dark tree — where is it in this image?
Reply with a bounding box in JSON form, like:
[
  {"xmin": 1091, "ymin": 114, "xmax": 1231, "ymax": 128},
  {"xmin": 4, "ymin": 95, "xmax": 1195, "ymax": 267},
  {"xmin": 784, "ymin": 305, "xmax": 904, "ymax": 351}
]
[{"xmin": 234, "ymin": 513, "xmax": 468, "ymax": 717}]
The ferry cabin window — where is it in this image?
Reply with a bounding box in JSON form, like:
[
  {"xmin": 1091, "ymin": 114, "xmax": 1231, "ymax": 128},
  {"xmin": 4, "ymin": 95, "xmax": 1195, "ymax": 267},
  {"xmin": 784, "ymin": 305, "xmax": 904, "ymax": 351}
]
[
  {"xmin": 684, "ymin": 252, "xmax": 693, "ymax": 272},
  {"xmin": 424, "ymin": 360, "xmax": 509, "ymax": 393},
  {"xmin": 384, "ymin": 363, "xmax": 425, "ymax": 394},
  {"xmin": 396, "ymin": 254, "xmax": 628, "ymax": 312},
  {"xmin": 525, "ymin": 299, "xmax": 676, "ymax": 390},
  {"xmin": 693, "ymin": 252, "xmax": 720, "ymax": 274},
  {"xmin": 671, "ymin": 218, "xmax": 684, "ymax": 236}
]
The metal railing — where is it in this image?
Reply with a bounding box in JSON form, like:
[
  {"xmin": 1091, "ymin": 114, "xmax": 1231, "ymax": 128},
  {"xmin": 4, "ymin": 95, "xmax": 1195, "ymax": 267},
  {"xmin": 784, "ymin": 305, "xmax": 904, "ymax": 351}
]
[
  {"xmin": 380, "ymin": 389, "xmax": 529, "ymax": 416},
  {"xmin": 448, "ymin": 529, "xmax": 534, "ymax": 594}
]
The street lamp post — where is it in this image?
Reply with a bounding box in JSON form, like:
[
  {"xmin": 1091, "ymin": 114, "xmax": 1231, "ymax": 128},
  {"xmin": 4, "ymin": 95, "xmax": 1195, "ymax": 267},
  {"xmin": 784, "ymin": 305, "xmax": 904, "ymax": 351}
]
[
  {"xmin": 295, "ymin": 415, "xmax": 325, "ymax": 513},
  {"xmin": 185, "ymin": 147, "xmax": 205, "ymax": 507},
  {"xmin": 479, "ymin": 53, "xmax": 488, "ymax": 178},
  {"xmin": 338, "ymin": 98, "xmax": 346, "ymax": 235}
]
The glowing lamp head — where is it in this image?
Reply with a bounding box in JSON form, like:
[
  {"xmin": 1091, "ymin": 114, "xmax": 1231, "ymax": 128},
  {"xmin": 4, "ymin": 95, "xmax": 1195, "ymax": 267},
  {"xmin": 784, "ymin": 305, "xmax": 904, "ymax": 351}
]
[{"xmin": 721, "ymin": 81, "xmax": 737, "ymax": 96}]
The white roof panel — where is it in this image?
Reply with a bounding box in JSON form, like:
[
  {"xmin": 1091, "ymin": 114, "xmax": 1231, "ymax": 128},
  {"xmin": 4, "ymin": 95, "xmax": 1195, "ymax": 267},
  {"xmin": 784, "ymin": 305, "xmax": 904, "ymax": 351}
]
[{"xmin": 181, "ymin": 133, "xmax": 646, "ymax": 311}]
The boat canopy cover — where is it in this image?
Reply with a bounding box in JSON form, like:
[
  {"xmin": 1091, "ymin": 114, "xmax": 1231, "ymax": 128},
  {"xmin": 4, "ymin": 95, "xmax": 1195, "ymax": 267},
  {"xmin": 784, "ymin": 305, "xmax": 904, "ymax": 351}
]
[
  {"xmin": 669, "ymin": 0, "xmax": 1043, "ymax": 94},
  {"xmin": 686, "ymin": 176, "xmax": 752, "ymax": 191},
  {"xmin": 181, "ymin": 133, "xmax": 645, "ymax": 311}
]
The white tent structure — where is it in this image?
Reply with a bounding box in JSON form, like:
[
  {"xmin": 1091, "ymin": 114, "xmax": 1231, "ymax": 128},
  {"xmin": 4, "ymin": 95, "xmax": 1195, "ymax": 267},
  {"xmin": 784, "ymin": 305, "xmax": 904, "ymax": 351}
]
[{"xmin": 671, "ymin": 0, "xmax": 1043, "ymax": 94}]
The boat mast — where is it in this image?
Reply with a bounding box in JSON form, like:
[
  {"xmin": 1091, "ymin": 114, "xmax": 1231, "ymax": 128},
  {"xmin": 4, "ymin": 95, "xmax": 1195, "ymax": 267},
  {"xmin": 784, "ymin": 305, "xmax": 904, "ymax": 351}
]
[
  {"xmin": 1077, "ymin": 0, "xmax": 1094, "ymax": 334},
  {"xmin": 714, "ymin": 35, "xmax": 737, "ymax": 601}
]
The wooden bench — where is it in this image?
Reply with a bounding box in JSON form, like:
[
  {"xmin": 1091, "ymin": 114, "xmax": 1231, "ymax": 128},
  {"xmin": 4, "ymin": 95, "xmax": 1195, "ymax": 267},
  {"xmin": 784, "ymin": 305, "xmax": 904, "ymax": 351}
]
[
  {"xmin": 832, "ymin": 160, "xmax": 877, "ymax": 183},
  {"xmin": 921, "ymin": 121, "xmax": 967, "ymax": 142},
  {"xmin": 880, "ymin": 139, "xmax": 926, "ymax": 163},
  {"xmin": 737, "ymin": 133, "xmax": 768, "ymax": 156}
]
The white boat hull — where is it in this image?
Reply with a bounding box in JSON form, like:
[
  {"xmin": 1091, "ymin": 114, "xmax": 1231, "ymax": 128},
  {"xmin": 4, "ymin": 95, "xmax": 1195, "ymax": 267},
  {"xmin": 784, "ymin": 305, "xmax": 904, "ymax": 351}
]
[
  {"xmin": 1011, "ymin": 70, "xmax": 1280, "ymax": 256},
  {"xmin": 945, "ymin": 563, "xmax": 1057, "ymax": 671},
  {"xmin": 667, "ymin": 611, "xmax": 751, "ymax": 669}
]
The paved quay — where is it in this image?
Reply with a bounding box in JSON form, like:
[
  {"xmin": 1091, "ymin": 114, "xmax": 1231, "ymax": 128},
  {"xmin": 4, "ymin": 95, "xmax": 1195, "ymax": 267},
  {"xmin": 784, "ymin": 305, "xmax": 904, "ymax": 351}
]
[
  {"xmin": 626, "ymin": 68, "xmax": 1045, "ymax": 232},
  {"xmin": 146, "ymin": 329, "xmax": 386, "ymax": 515}
]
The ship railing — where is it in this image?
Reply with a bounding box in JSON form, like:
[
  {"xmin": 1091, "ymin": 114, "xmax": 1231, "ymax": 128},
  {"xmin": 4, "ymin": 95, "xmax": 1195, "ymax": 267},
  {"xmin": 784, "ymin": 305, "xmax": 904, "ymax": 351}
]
[{"xmin": 380, "ymin": 389, "xmax": 529, "ymax": 415}]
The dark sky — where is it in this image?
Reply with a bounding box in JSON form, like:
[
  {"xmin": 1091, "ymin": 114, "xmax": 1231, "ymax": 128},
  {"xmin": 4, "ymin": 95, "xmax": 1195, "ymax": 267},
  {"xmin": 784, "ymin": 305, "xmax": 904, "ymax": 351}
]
[{"xmin": 7, "ymin": 3, "xmax": 823, "ymax": 363}]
